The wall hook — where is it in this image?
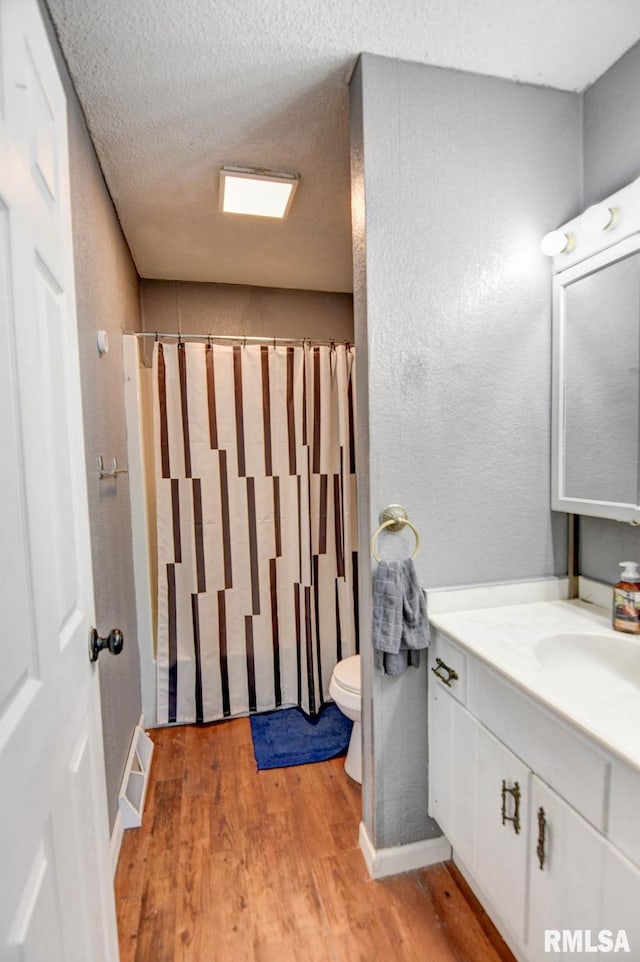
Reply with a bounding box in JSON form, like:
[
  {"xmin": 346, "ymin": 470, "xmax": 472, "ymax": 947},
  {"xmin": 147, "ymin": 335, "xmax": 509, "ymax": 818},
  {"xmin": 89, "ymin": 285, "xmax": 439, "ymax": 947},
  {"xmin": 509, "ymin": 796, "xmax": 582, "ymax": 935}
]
[{"xmin": 97, "ymin": 456, "xmax": 129, "ymax": 480}]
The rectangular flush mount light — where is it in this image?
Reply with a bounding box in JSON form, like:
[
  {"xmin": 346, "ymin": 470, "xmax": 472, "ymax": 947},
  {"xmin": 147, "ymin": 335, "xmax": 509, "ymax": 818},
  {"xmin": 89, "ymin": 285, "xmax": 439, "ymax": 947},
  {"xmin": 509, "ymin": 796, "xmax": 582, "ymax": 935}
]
[{"xmin": 219, "ymin": 166, "xmax": 299, "ymax": 219}]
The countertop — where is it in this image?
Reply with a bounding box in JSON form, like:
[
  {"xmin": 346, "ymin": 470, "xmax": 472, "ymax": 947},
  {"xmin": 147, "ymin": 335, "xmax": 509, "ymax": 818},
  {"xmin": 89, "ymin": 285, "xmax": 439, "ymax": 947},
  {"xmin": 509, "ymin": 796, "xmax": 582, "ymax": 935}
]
[{"xmin": 430, "ymin": 598, "xmax": 640, "ymax": 771}]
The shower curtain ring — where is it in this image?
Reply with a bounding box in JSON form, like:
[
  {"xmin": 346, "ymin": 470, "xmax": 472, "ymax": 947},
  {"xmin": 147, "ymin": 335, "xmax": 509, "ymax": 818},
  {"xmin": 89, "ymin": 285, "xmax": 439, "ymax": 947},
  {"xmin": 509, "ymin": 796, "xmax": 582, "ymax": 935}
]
[
  {"xmin": 243, "ymin": 335, "xmax": 247, "ymax": 348},
  {"xmin": 154, "ymin": 331, "xmax": 158, "ymax": 342}
]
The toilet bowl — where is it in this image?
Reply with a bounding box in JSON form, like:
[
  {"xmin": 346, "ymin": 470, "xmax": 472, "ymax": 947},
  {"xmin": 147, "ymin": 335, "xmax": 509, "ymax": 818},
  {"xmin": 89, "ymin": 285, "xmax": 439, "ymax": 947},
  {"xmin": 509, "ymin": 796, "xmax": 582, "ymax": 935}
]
[{"xmin": 329, "ymin": 654, "xmax": 362, "ymax": 783}]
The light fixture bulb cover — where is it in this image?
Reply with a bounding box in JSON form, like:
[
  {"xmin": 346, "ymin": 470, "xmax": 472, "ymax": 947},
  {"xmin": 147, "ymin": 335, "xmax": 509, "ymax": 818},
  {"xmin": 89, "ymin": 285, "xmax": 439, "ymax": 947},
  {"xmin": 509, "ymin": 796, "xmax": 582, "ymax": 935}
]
[
  {"xmin": 541, "ymin": 230, "xmax": 574, "ymax": 257},
  {"xmin": 580, "ymin": 203, "xmax": 616, "ymax": 234},
  {"xmin": 219, "ymin": 166, "xmax": 299, "ymax": 218}
]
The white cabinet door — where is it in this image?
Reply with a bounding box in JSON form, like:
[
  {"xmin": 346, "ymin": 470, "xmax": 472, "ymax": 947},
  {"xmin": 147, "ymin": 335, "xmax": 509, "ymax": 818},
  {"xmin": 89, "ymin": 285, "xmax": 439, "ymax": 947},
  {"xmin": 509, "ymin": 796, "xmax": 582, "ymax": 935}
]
[
  {"xmin": 600, "ymin": 842, "xmax": 640, "ymax": 955},
  {"xmin": 528, "ymin": 775, "xmax": 605, "ymax": 962},
  {"xmin": 474, "ymin": 722, "xmax": 530, "ymax": 945},
  {"xmin": 0, "ymin": 1, "xmax": 119, "ymax": 959},
  {"xmin": 429, "ymin": 686, "xmax": 477, "ymax": 866},
  {"xmin": 430, "ymin": 686, "xmax": 529, "ymax": 943}
]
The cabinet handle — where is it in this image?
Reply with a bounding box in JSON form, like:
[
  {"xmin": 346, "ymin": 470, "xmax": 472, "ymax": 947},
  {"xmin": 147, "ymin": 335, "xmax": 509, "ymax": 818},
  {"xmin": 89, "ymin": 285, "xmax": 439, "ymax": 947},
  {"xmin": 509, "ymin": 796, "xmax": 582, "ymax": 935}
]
[
  {"xmin": 536, "ymin": 806, "xmax": 546, "ymax": 870},
  {"xmin": 431, "ymin": 657, "xmax": 459, "ymax": 688},
  {"xmin": 501, "ymin": 780, "xmax": 521, "ymax": 834}
]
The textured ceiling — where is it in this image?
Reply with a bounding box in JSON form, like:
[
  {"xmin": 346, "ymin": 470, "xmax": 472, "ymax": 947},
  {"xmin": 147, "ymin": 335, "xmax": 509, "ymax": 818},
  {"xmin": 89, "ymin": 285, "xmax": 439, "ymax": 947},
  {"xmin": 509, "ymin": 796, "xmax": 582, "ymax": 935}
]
[{"xmin": 47, "ymin": 0, "xmax": 640, "ymax": 293}]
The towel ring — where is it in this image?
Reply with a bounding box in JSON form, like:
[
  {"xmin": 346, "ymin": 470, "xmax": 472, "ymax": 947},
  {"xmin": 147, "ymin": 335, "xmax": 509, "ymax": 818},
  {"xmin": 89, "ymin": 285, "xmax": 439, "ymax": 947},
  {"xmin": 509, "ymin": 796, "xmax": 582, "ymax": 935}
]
[{"xmin": 371, "ymin": 517, "xmax": 420, "ymax": 562}]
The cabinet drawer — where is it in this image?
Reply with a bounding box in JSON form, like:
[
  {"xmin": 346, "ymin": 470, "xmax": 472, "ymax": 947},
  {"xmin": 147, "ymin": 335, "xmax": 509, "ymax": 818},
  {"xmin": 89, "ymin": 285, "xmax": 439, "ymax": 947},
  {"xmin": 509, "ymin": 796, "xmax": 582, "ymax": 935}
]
[
  {"xmin": 429, "ymin": 630, "xmax": 466, "ymax": 704},
  {"xmin": 468, "ymin": 663, "xmax": 609, "ymax": 831}
]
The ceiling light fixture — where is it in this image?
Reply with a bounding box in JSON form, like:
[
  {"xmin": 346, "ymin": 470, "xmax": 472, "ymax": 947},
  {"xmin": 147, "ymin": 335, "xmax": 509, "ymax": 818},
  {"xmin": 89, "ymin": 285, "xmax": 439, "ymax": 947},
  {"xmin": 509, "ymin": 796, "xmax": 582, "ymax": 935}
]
[
  {"xmin": 219, "ymin": 166, "xmax": 299, "ymax": 218},
  {"xmin": 540, "ymin": 230, "xmax": 575, "ymax": 257},
  {"xmin": 580, "ymin": 203, "xmax": 618, "ymax": 234}
]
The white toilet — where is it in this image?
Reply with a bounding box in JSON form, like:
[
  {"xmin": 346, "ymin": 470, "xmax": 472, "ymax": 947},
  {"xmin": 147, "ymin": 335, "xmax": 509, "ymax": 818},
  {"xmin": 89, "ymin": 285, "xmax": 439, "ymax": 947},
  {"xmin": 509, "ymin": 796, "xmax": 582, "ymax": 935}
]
[{"xmin": 329, "ymin": 654, "xmax": 362, "ymax": 783}]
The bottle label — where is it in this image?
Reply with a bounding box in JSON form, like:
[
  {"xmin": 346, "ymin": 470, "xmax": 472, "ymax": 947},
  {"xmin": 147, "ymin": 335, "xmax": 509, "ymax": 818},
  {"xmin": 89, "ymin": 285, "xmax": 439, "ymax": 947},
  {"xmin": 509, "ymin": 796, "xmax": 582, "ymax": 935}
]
[{"xmin": 613, "ymin": 589, "xmax": 640, "ymax": 630}]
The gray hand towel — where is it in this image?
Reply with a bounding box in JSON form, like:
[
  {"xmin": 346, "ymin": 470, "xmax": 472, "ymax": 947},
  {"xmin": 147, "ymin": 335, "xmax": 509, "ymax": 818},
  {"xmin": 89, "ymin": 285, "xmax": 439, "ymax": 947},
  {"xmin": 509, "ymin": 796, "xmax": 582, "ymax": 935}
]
[
  {"xmin": 371, "ymin": 561, "xmax": 404, "ymax": 654},
  {"xmin": 401, "ymin": 558, "xmax": 429, "ymax": 650},
  {"xmin": 372, "ymin": 558, "xmax": 430, "ymax": 675}
]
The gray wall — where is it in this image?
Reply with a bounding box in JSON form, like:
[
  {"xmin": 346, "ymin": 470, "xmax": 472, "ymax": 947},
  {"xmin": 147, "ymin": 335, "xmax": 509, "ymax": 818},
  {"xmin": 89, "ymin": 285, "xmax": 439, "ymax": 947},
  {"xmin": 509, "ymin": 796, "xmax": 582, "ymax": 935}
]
[
  {"xmin": 584, "ymin": 42, "xmax": 640, "ymax": 207},
  {"xmin": 41, "ymin": 3, "xmax": 142, "ymax": 830},
  {"xmin": 580, "ymin": 41, "xmax": 640, "ymax": 584},
  {"xmin": 139, "ymin": 279, "xmax": 353, "ymax": 363},
  {"xmin": 351, "ymin": 54, "xmax": 582, "ymax": 848}
]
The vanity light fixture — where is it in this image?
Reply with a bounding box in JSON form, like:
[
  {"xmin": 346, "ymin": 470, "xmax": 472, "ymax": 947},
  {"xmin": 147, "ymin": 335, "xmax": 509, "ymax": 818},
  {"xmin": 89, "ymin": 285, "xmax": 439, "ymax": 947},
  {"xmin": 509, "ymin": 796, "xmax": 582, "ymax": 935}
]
[
  {"xmin": 219, "ymin": 165, "xmax": 299, "ymax": 218},
  {"xmin": 580, "ymin": 203, "xmax": 618, "ymax": 234},
  {"xmin": 540, "ymin": 230, "xmax": 575, "ymax": 257}
]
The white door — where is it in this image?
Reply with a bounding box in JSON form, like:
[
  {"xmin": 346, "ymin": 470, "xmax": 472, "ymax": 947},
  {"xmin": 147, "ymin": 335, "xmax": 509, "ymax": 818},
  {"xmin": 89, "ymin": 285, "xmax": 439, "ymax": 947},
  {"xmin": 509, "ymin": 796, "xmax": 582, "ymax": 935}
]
[
  {"xmin": 527, "ymin": 775, "xmax": 605, "ymax": 962},
  {"xmin": 601, "ymin": 842, "xmax": 640, "ymax": 953},
  {"xmin": 474, "ymin": 722, "xmax": 530, "ymax": 945},
  {"xmin": 428, "ymin": 686, "xmax": 477, "ymax": 865},
  {"xmin": 0, "ymin": 1, "xmax": 119, "ymax": 959}
]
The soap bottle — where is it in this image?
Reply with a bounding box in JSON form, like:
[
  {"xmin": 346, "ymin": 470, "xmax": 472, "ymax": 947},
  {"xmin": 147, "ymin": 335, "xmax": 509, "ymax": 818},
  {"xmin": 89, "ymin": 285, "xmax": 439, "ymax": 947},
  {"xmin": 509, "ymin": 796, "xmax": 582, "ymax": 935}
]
[{"xmin": 612, "ymin": 561, "xmax": 640, "ymax": 634}]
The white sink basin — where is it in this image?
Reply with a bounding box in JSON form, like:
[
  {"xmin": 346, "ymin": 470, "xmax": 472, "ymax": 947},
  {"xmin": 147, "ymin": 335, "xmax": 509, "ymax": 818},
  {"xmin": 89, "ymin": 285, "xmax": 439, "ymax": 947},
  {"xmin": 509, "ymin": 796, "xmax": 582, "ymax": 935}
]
[{"xmin": 533, "ymin": 632, "xmax": 640, "ymax": 685}]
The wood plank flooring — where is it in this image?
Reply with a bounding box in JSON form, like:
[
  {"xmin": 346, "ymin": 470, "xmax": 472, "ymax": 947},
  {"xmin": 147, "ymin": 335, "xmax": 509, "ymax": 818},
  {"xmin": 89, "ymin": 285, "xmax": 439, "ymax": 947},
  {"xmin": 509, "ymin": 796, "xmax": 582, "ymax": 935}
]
[{"xmin": 115, "ymin": 719, "xmax": 515, "ymax": 962}]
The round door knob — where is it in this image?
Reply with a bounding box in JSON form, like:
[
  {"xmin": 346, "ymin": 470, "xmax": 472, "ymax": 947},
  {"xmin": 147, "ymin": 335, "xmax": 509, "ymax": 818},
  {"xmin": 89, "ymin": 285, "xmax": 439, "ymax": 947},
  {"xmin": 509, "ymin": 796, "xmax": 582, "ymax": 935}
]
[
  {"xmin": 108, "ymin": 629, "xmax": 124, "ymax": 655},
  {"xmin": 89, "ymin": 627, "xmax": 124, "ymax": 662}
]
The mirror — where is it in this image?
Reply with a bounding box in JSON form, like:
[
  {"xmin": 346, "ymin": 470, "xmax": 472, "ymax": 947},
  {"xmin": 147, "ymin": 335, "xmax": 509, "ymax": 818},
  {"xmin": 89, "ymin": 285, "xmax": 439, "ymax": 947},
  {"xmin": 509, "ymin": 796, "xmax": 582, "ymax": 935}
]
[{"xmin": 552, "ymin": 234, "xmax": 640, "ymax": 521}]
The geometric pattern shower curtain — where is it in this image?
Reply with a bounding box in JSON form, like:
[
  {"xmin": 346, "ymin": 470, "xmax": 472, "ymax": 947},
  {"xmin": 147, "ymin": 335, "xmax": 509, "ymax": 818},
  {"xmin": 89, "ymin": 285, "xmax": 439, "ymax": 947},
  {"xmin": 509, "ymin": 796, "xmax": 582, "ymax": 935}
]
[{"xmin": 153, "ymin": 340, "xmax": 358, "ymax": 725}]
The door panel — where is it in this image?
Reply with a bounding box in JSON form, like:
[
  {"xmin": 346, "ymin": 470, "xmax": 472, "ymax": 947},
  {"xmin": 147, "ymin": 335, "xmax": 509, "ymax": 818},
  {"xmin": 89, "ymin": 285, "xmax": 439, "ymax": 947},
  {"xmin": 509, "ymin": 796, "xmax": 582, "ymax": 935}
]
[
  {"xmin": 54, "ymin": 721, "xmax": 115, "ymax": 960},
  {"xmin": 0, "ymin": 1, "xmax": 119, "ymax": 958},
  {"xmin": 429, "ymin": 688, "xmax": 477, "ymax": 864},
  {"xmin": 528, "ymin": 775, "xmax": 605, "ymax": 962},
  {"xmin": 428, "ymin": 684, "xmax": 454, "ymax": 828},
  {"xmin": 25, "ymin": 40, "xmax": 59, "ymax": 213},
  {"xmin": 9, "ymin": 834, "xmax": 66, "ymax": 962},
  {"xmin": 34, "ymin": 255, "xmax": 82, "ymax": 640},
  {"xmin": 0, "ymin": 199, "xmax": 39, "ymax": 714},
  {"xmin": 601, "ymin": 844, "xmax": 640, "ymax": 953},
  {"xmin": 475, "ymin": 723, "xmax": 530, "ymax": 944}
]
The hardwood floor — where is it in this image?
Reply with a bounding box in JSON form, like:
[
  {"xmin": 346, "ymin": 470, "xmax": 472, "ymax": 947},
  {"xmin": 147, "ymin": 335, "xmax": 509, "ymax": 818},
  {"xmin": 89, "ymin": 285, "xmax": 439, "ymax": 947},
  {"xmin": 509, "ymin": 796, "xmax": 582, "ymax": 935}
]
[{"xmin": 114, "ymin": 720, "xmax": 515, "ymax": 962}]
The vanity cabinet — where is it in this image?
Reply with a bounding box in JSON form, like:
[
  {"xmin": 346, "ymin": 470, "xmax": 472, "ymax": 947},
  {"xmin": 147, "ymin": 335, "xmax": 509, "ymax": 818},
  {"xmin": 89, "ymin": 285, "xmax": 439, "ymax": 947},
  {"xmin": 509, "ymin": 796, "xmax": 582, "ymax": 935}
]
[
  {"xmin": 430, "ymin": 683, "xmax": 530, "ymax": 946},
  {"xmin": 428, "ymin": 629, "xmax": 640, "ymax": 961}
]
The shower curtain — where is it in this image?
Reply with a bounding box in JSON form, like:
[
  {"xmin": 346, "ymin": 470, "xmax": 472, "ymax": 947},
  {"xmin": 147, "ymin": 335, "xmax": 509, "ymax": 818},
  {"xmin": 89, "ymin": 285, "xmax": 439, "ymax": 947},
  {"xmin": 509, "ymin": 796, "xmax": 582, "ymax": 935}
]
[{"xmin": 153, "ymin": 340, "xmax": 358, "ymax": 725}]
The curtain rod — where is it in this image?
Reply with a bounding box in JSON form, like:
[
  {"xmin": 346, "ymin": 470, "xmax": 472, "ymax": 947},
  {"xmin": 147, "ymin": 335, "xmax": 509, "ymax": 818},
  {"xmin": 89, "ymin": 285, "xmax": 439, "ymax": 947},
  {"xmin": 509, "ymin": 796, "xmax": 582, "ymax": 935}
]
[{"xmin": 123, "ymin": 331, "xmax": 352, "ymax": 347}]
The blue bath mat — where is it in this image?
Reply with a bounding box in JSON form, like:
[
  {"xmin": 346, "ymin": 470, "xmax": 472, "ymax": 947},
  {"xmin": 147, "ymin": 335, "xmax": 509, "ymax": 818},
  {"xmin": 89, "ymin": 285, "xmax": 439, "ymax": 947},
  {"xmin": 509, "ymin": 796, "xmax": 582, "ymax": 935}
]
[{"xmin": 250, "ymin": 704, "xmax": 352, "ymax": 770}]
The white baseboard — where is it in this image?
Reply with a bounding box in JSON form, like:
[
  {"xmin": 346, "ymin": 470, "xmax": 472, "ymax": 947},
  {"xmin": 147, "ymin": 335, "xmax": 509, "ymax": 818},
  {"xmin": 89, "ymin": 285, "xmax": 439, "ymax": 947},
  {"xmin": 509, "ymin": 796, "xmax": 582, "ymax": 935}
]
[
  {"xmin": 358, "ymin": 821, "xmax": 451, "ymax": 880},
  {"xmin": 110, "ymin": 809, "xmax": 124, "ymax": 877}
]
